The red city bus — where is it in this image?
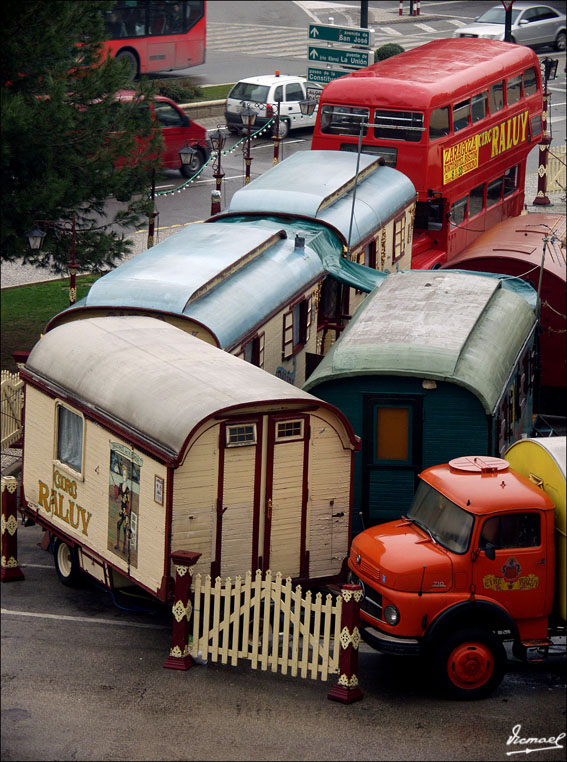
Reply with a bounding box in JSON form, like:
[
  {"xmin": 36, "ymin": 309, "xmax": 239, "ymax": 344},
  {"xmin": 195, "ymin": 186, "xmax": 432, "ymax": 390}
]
[
  {"xmin": 102, "ymin": 0, "xmax": 206, "ymax": 79},
  {"xmin": 311, "ymin": 39, "xmax": 544, "ymax": 268}
]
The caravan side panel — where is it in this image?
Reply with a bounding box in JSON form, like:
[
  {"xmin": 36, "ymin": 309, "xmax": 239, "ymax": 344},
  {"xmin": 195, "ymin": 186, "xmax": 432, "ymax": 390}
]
[{"xmin": 23, "ymin": 385, "xmax": 168, "ymax": 596}]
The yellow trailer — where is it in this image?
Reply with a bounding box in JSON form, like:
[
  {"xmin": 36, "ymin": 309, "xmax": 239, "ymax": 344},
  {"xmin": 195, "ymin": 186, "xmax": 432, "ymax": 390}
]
[{"xmin": 505, "ymin": 437, "xmax": 566, "ymax": 622}]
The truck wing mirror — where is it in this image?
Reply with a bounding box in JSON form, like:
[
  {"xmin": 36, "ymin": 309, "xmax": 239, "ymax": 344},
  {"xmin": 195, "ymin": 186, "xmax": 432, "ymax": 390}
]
[{"xmin": 484, "ymin": 543, "xmax": 496, "ymax": 561}]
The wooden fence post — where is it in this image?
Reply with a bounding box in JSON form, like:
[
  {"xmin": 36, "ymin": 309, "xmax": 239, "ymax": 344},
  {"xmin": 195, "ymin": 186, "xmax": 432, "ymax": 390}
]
[
  {"xmin": 163, "ymin": 549, "xmax": 201, "ymax": 670},
  {"xmin": 328, "ymin": 583, "xmax": 363, "ymax": 704},
  {"xmin": 1, "ymin": 476, "xmax": 24, "ymax": 582}
]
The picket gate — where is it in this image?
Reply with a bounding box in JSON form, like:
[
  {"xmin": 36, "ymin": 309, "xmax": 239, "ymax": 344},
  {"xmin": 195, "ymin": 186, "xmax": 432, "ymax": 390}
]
[
  {"xmin": 547, "ymin": 144, "xmax": 566, "ymax": 192},
  {"xmin": 1, "ymin": 371, "xmax": 24, "ymax": 451},
  {"xmin": 190, "ymin": 569, "xmax": 342, "ymax": 680}
]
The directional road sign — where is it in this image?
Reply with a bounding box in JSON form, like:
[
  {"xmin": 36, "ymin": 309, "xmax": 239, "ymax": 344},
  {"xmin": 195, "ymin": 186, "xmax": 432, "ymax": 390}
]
[
  {"xmin": 308, "ymin": 45, "xmax": 372, "ymax": 68},
  {"xmin": 307, "ymin": 66, "xmax": 352, "ymax": 85},
  {"xmin": 308, "ymin": 24, "xmax": 374, "ymax": 48}
]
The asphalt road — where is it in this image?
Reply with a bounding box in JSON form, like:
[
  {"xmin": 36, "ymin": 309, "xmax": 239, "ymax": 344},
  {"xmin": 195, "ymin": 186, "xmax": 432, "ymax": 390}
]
[{"xmin": 2, "ymin": 525, "xmax": 566, "ymax": 762}]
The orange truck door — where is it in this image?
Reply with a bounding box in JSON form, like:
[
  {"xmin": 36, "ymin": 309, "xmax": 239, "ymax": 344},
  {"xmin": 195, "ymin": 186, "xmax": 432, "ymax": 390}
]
[{"xmin": 474, "ymin": 511, "xmax": 548, "ymax": 620}]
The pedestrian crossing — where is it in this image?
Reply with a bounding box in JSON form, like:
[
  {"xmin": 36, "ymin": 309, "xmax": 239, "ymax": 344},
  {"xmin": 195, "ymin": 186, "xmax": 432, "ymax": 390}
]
[{"xmin": 206, "ymin": 18, "xmax": 467, "ymax": 60}]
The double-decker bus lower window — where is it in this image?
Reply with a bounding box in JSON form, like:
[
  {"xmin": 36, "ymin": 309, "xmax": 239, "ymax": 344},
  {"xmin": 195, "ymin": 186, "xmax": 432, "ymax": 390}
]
[
  {"xmin": 472, "ymin": 91, "xmax": 488, "ymax": 123},
  {"xmin": 429, "ymin": 106, "xmax": 449, "ymax": 139},
  {"xmin": 340, "ymin": 143, "xmax": 398, "ymax": 167},
  {"xmin": 524, "ymin": 67, "xmax": 538, "ymax": 96},
  {"xmin": 469, "ymin": 183, "xmax": 485, "ymax": 217},
  {"xmin": 490, "ymin": 81, "xmax": 504, "ymax": 113},
  {"xmin": 487, "ymin": 176, "xmax": 504, "ymax": 207},
  {"xmin": 450, "ymin": 196, "xmax": 468, "ymax": 226},
  {"xmin": 320, "ymin": 106, "xmax": 369, "ymax": 136},
  {"xmin": 507, "ymin": 75, "xmax": 523, "ymax": 105},
  {"xmin": 504, "ymin": 165, "xmax": 519, "ymax": 197},
  {"xmin": 453, "ymin": 99, "xmax": 471, "ymax": 132},
  {"xmin": 374, "ymin": 110, "xmax": 424, "ymax": 142},
  {"xmin": 530, "ymin": 114, "xmax": 542, "ymax": 138}
]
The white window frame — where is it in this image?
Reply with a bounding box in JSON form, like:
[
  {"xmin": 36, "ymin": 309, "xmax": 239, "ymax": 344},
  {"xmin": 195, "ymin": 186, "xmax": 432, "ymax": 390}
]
[{"xmin": 54, "ymin": 401, "xmax": 85, "ymax": 477}]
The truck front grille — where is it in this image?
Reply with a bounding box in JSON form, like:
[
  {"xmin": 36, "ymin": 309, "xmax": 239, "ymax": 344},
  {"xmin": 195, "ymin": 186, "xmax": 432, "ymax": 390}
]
[{"xmin": 349, "ymin": 572, "xmax": 383, "ymax": 622}]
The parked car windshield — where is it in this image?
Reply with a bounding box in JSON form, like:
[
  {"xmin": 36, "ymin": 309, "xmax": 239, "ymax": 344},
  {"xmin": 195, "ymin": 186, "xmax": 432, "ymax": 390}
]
[
  {"xmin": 406, "ymin": 481, "xmax": 474, "ymax": 554},
  {"xmin": 229, "ymin": 83, "xmax": 270, "ymax": 102},
  {"xmin": 476, "ymin": 7, "xmax": 521, "ymax": 24}
]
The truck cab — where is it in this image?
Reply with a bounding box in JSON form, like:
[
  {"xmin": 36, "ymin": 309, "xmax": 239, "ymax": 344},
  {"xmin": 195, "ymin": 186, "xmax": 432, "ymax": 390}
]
[{"xmin": 348, "ymin": 455, "xmax": 559, "ymax": 698}]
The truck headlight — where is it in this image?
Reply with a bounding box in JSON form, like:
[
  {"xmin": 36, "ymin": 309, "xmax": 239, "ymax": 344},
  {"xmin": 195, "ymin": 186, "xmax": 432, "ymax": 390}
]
[{"xmin": 384, "ymin": 604, "xmax": 400, "ymax": 626}]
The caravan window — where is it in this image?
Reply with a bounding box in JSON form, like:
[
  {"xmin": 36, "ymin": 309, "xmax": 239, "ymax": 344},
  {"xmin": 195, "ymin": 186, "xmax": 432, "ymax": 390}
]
[{"xmin": 56, "ymin": 404, "xmax": 84, "ymax": 474}]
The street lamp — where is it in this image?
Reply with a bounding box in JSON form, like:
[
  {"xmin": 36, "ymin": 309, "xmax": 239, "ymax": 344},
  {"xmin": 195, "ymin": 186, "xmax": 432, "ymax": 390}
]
[
  {"xmin": 272, "ymin": 98, "xmax": 283, "ymax": 165},
  {"xmin": 210, "ymin": 128, "xmax": 226, "ymax": 191},
  {"xmin": 241, "ymin": 105, "xmax": 257, "ymax": 184},
  {"xmin": 299, "ymin": 98, "xmax": 317, "ymax": 118},
  {"xmin": 179, "ymin": 143, "xmax": 197, "ymax": 172},
  {"xmin": 26, "ymin": 215, "xmax": 78, "ymax": 305}
]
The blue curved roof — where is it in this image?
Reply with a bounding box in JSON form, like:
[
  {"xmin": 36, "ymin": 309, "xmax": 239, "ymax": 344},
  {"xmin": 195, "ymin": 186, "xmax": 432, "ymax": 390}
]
[{"xmin": 223, "ymin": 150, "xmax": 416, "ymax": 251}]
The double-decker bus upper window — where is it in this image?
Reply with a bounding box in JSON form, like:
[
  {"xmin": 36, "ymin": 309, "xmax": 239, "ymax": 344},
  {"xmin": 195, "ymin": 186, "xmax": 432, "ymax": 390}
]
[
  {"xmin": 320, "ymin": 105, "xmax": 369, "ymax": 136},
  {"xmin": 523, "ymin": 67, "xmax": 538, "ymax": 96},
  {"xmin": 507, "ymin": 75, "xmax": 523, "ymax": 106},
  {"xmin": 471, "ymin": 91, "xmax": 488, "ymax": 123},
  {"xmin": 490, "ymin": 81, "xmax": 504, "ymax": 113},
  {"xmin": 374, "ymin": 110, "xmax": 424, "ymax": 142},
  {"xmin": 450, "ymin": 196, "xmax": 468, "ymax": 226},
  {"xmin": 429, "ymin": 106, "xmax": 449, "ymax": 139},
  {"xmin": 469, "ymin": 183, "xmax": 485, "ymax": 217},
  {"xmin": 453, "ymin": 99, "xmax": 471, "ymax": 132},
  {"xmin": 504, "ymin": 165, "xmax": 519, "ymax": 197},
  {"xmin": 487, "ymin": 176, "xmax": 504, "ymax": 207}
]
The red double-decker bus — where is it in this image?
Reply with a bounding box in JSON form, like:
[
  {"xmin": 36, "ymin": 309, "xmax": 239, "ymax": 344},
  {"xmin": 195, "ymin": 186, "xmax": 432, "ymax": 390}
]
[
  {"xmin": 102, "ymin": 0, "xmax": 206, "ymax": 79},
  {"xmin": 311, "ymin": 39, "xmax": 544, "ymax": 268}
]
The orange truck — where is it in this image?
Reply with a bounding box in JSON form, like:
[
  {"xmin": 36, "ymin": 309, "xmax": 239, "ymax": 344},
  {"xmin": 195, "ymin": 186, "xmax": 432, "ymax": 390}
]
[{"xmin": 348, "ymin": 438, "xmax": 566, "ymax": 699}]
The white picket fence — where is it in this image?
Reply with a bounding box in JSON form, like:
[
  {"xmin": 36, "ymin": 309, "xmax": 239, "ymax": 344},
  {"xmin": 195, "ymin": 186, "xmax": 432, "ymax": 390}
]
[
  {"xmin": 189, "ymin": 569, "xmax": 342, "ymax": 681},
  {"xmin": 548, "ymin": 144, "xmax": 566, "ymax": 192},
  {"xmin": 1, "ymin": 371, "xmax": 24, "ymax": 450}
]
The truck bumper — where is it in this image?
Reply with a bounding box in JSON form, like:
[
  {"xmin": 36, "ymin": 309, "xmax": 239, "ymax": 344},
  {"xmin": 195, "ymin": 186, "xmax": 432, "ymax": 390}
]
[{"xmin": 361, "ymin": 624, "xmax": 422, "ymax": 656}]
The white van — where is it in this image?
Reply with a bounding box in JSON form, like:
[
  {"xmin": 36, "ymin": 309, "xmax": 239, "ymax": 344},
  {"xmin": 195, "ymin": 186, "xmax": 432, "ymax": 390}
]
[{"xmin": 225, "ymin": 73, "xmax": 322, "ymax": 138}]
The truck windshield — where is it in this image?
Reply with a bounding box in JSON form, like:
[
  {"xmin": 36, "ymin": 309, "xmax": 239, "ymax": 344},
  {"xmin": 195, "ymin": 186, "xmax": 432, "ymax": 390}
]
[{"xmin": 406, "ymin": 481, "xmax": 474, "ymax": 554}]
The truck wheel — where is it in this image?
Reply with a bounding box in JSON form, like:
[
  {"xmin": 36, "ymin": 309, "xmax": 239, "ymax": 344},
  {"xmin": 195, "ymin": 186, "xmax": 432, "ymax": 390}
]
[
  {"xmin": 431, "ymin": 628, "xmax": 506, "ymax": 700},
  {"xmin": 54, "ymin": 539, "xmax": 82, "ymax": 587}
]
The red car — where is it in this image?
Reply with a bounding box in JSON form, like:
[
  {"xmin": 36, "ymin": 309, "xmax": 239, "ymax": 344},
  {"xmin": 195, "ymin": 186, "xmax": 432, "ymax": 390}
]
[{"xmin": 116, "ymin": 90, "xmax": 211, "ymax": 177}]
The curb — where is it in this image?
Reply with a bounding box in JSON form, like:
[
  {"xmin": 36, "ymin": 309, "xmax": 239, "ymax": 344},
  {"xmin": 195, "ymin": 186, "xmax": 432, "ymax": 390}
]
[{"xmin": 181, "ymin": 99, "xmax": 226, "ymax": 119}]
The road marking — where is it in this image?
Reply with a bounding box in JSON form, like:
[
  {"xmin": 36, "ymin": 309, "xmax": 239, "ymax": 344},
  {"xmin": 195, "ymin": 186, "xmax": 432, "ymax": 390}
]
[{"xmin": 1, "ymin": 607, "xmax": 168, "ymax": 630}]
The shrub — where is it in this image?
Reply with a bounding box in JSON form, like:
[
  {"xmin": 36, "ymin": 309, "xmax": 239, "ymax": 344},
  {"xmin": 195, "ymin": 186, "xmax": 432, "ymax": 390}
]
[
  {"xmin": 152, "ymin": 78, "xmax": 204, "ymax": 102},
  {"xmin": 374, "ymin": 43, "xmax": 404, "ymax": 62}
]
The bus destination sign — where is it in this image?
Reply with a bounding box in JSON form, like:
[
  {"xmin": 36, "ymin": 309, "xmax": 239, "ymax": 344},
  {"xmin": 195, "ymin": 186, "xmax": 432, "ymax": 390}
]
[
  {"xmin": 308, "ymin": 46, "xmax": 372, "ymax": 68},
  {"xmin": 308, "ymin": 24, "xmax": 374, "ymax": 48},
  {"xmin": 307, "ymin": 66, "xmax": 352, "ymax": 85}
]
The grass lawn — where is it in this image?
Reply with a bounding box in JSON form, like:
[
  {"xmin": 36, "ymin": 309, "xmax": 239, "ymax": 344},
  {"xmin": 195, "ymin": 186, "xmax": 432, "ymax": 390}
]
[{"xmin": 1, "ymin": 275, "xmax": 99, "ymax": 373}]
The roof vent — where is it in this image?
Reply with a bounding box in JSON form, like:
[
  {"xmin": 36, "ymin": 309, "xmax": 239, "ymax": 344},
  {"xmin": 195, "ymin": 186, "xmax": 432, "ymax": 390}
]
[
  {"xmin": 449, "ymin": 456, "xmax": 509, "ymax": 474},
  {"xmin": 295, "ymin": 234, "xmax": 305, "ymax": 250}
]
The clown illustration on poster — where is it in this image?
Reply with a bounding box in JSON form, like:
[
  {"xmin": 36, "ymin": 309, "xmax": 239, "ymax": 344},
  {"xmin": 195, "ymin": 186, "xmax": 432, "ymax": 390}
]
[{"xmin": 108, "ymin": 443, "xmax": 142, "ymax": 566}]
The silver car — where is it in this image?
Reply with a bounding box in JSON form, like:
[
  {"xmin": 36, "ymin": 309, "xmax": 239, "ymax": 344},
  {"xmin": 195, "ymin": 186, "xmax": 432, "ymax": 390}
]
[{"xmin": 453, "ymin": 2, "xmax": 566, "ymax": 50}]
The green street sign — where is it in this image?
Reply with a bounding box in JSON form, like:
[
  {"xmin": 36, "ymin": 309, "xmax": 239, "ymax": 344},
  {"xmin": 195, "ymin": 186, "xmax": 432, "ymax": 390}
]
[
  {"xmin": 307, "ymin": 66, "xmax": 352, "ymax": 85},
  {"xmin": 308, "ymin": 23, "xmax": 374, "ymax": 48},
  {"xmin": 308, "ymin": 45, "xmax": 372, "ymax": 68}
]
